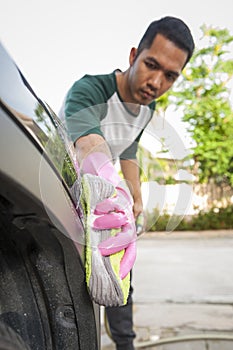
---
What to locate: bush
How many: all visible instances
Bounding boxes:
[146,204,233,231]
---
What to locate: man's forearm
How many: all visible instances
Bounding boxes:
[75,133,112,164]
[120,158,143,218]
[75,133,123,185]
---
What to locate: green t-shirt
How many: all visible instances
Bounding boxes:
[62,71,155,160]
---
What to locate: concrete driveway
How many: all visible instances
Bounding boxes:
[102,230,233,350]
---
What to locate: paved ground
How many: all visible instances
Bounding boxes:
[101,230,233,350]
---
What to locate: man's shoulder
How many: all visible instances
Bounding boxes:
[74,71,116,91]
[68,72,116,105]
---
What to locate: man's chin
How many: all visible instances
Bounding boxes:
[139,97,155,105]
[138,92,156,105]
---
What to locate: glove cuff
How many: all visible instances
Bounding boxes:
[81,152,121,186]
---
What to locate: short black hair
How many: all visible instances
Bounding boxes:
[137,16,195,67]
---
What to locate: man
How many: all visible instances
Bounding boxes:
[61,16,194,350]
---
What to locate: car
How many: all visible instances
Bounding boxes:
[0,42,100,350]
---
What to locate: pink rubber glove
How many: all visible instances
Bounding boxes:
[82,152,137,279]
[93,211,127,230]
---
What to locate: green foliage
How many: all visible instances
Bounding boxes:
[146,204,233,232]
[156,25,233,186]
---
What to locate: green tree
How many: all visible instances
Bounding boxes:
[157,25,233,186]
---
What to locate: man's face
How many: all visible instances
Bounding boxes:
[127,34,188,105]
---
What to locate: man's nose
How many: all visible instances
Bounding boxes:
[149,71,163,90]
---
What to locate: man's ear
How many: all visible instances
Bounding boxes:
[129,47,138,66]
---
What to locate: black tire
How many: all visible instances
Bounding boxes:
[0,322,30,350]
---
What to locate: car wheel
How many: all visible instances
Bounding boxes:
[0,188,99,350]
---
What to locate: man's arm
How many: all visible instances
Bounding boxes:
[75,133,111,164]
[120,158,143,219]
[75,134,143,219]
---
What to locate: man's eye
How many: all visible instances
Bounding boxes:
[145,61,156,69]
[166,73,176,82]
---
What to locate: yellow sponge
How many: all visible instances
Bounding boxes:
[81,173,130,306]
